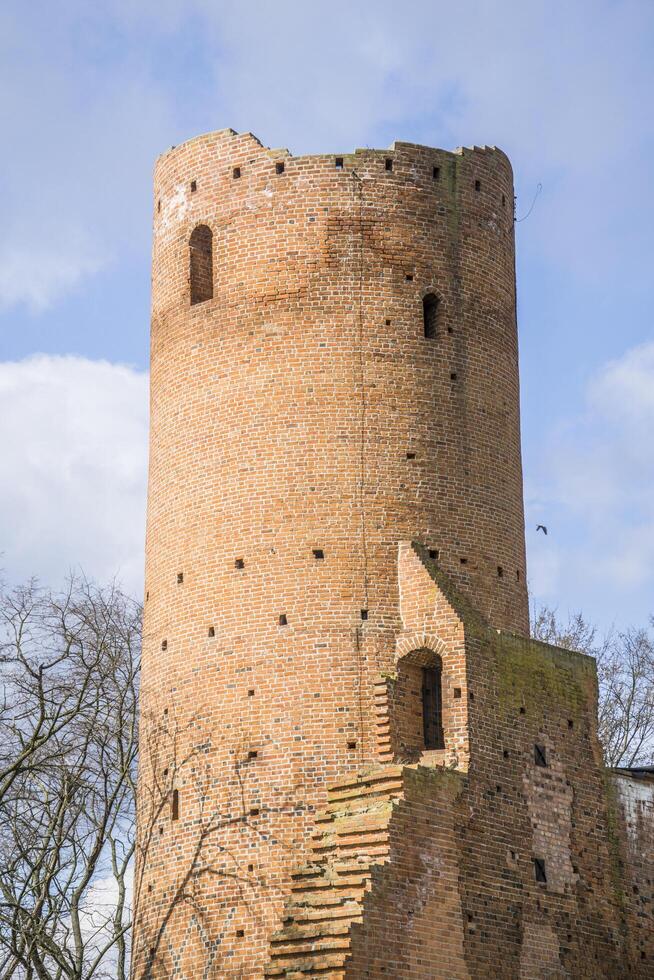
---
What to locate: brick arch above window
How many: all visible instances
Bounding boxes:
[395,631,447,665]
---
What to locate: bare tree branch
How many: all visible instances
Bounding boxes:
[0,575,141,980]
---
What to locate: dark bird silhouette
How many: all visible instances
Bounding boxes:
[536,525,548,535]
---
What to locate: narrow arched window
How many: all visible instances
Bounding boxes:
[422,663,444,749]
[189,224,213,305]
[423,292,439,339]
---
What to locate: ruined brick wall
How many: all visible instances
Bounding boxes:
[133,129,528,978]
[456,626,646,978]
[345,766,470,979]
[342,549,653,979]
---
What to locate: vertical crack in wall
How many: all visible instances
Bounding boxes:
[353,167,368,766]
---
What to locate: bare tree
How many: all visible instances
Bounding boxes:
[0,576,140,980]
[532,605,654,767]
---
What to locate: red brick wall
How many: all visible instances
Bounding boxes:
[133,129,528,977]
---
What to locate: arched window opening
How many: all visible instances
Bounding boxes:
[189,224,213,305]
[422,664,444,749]
[423,292,439,339]
[392,648,446,761]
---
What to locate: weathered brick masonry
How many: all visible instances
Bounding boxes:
[133,129,653,978]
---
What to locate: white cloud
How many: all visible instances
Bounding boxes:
[0,235,105,313]
[589,342,654,426]
[0,356,148,595]
[77,865,134,966]
[527,341,654,626]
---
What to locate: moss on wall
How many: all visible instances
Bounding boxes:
[493,630,597,718]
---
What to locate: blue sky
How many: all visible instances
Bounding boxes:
[1,0,653,632]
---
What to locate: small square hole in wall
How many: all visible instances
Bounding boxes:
[335,157,344,169]
[469,691,475,701]
[190,180,197,192]
[475,179,481,192]
[347,741,357,750]
[568,719,574,730]
[406,451,416,460]
[497,566,504,578]
[433,166,441,180]
[385,157,393,171]
[249,807,260,817]
[519,706,526,715]
[236,929,245,938]
[312,549,325,560]
[275,161,285,174]
[502,193,506,206]
[163,707,168,716]
[385,318,391,326]
[278,614,288,626]
[503,749,509,758]
[163,768,169,777]
[534,858,547,883]
[247,750,258,761]
[534,744,547,767]
[460,557,468,565]
[428,548,439,560]
[161,639,168,651]
[177,572,183,584]
[450,372,458,381]
[159,826,164,836]
[453,687,462,699]
[235,558,245,569]
[148,883,153,893]
[447,326,454,334]
[405,273,414,281]
[248,863,254,872]
[208,626,215,637]
[248,689,255,697]
[233,167,241,179]
[360,609,368,621]
[516,569,521,581]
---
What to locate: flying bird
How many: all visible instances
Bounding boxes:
[536,525,548,535]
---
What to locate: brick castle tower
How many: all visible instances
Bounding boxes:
[133,130,653,979]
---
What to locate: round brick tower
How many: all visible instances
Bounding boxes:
[133,129,528,979]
